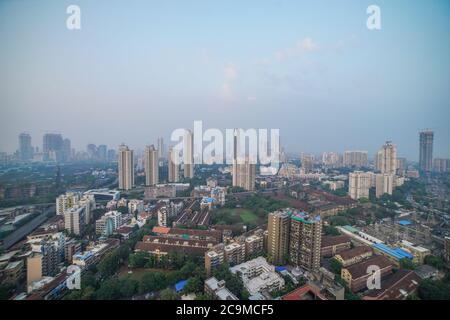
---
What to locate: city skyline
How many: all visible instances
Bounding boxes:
[1,0,449,159]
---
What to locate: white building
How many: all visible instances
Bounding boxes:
[229,256,285,296]
[56,192,80,215]
[376,141,397,175]
[64,205,86,236]
[375,173,394,198]
[128,199,144,214]
[348,171,371,200]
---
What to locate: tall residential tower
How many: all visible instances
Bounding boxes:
[118,144,134,190]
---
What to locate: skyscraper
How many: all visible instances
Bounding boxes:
[376,141,397,175]
[343,151,368,168]
[168,146,179,182]
[118,144,134,190]
[300,153,315,173]
[144,145,159,186]
[62,138,71,162]
[157,137,165,159]
[419,130,434,172]
[375,173,394,198]
[232,129,255,191]
[289,212,322,272]
[19,132,33,161]
[183,130,194,179]
[348,171,371,200]
[43,133,63,162]
[98,145,107,162]
[87,144,97,160]
[267,209,291,266]
[232,157,256,191]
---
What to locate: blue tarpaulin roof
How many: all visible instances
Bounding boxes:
[372,243,413,260]
[398,220,412,226]
[175,280,188,292]
[275,266,287,272]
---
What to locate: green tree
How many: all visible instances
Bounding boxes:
[183,276,203,294]
[399,258,416,270]
[160,288,179,300]
[324,225,340,236]
[119,278,138,298]
[95,279,122,300]
[418,279,450,300]
[129,251,150,268]
[424,255,446,270]
[330,258,343,275]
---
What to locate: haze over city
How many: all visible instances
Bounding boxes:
[0,0,449,159]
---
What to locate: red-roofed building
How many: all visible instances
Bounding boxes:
[282,284,327,300]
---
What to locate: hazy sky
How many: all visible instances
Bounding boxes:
[1,0,449,160]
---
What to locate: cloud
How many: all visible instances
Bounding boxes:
[275,37,319,61]
[247,96,257,101]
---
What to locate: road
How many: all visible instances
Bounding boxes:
[1,205,55,250]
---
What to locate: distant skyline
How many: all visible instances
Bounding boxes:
[1,0,449,159]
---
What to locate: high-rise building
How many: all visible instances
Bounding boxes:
[118,144,134,190]
[87,144,97,159]
[267,209,291,265]
[419,130,434,172]
[375,173,394,198]
[376,141,397,175]
[144,145,159,186]
[43,133,63,162]
[56,192,81,215]
[343,151,368,168]
[98,145,107,161]
[300,153,315,173]
[231,129,255,191]
[289,212,322,272]
[348,171,371,200]
[107,149,117,162]
[64,205,86,235]
[183,130,194,179]
[322,152,341,167]
[168,146,179,182]
[19,133,33,161]
[157,137,165,159]
[433,158,450,173]
[232,157,256,191]
[396,157,407,175]
[62,138,71,162]
[27,240,60,289]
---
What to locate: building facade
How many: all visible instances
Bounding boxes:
[118,144,134,190]
[419,130,433,172]
[289,212,322,272]
[144,145,159,186]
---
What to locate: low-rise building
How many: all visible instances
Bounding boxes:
[230,256,285,297]
[321,235,351,257]
[204,277,238,300]
[341,255,394,293]
[397,240,430,264]
[363,270,420,300]
[334,246,373,267]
